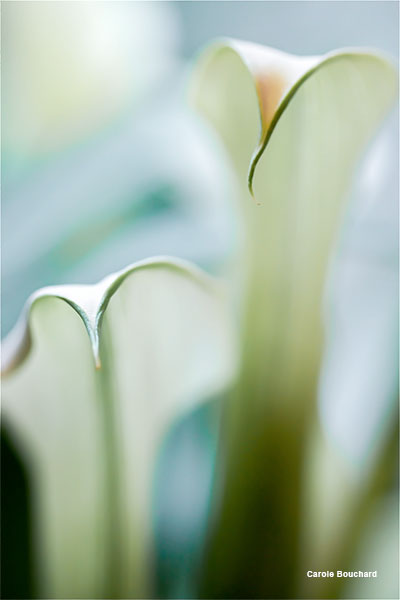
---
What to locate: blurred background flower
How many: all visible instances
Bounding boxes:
[2,2,398,599]
[2,0,237,337]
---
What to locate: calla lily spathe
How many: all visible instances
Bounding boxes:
[190,39,397,598]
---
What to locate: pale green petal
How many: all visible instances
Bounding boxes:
[2,257,235,599]
[190,39,397,598]
[191,41,397,399]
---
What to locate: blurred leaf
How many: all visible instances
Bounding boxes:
[191,39,397,598]
[2,257,235,599]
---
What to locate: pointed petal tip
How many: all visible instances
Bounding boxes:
[91,337,102,371]
[248,166,262,206]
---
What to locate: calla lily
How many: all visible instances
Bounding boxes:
[190,39,397,598]
[1,258,235,599]
[2,102,235,337]
[2,1,236,340]
[2,38,397,600]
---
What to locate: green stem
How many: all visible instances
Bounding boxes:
[199,380,315,599]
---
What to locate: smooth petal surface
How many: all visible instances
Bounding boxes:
[190,39,397,598]
[191,41,396,392]
[1,257,235,599]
